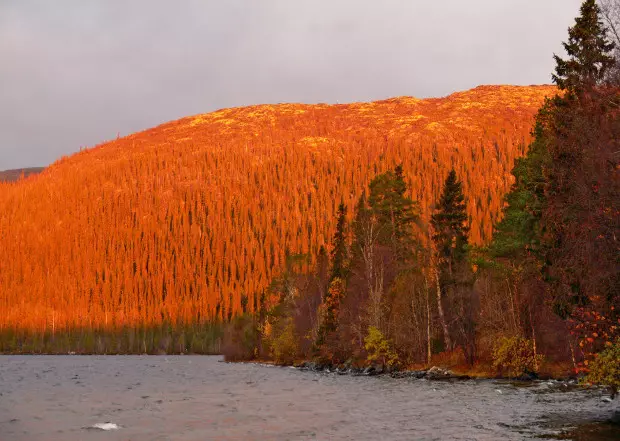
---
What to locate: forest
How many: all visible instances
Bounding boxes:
[222,0,620,385]
[0,85,551,341]
[0,1,617,386]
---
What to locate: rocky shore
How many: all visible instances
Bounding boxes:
[299,362,471,380]
[297,362,559,382]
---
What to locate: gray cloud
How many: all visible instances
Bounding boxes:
[0,0,582,169]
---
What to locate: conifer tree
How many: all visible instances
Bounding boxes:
[315,202,348,350]
[431,169,470,277]
[489,108,551,262]
[351,190,372,259]
[329,202,348,282]
[545,0,617,318]
[552,0,615,92]
[430,170,471,353]
[368,165,419,261]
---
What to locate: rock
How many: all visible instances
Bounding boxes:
[515,371,538,381]
[411,370,428,379]
[299,361,314,370]
[610,410,620,425]
[349,367,363,376]
[336,366,348,375]
[299,361,328,372]
[426,366,453,380]
[363,366,376,376]
[389,370,427,379]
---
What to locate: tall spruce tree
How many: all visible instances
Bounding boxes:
[485,1,619,367]
[552,0,615,92]
[352,191,370,248]
[329,202,348,282]
[489,108,551,262]
[431,169,472,356]
[314,203,348,352]
[368,165,419,260]
[546,0,617,316]
[431,169,470,277]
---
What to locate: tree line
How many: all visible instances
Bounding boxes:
[0,82,551,338]
[224,0,620,384]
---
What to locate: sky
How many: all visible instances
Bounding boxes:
[0,0,584,170]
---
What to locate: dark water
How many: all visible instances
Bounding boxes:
[0,356,617,441]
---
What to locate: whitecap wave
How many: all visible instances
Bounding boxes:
[91,422,120,431]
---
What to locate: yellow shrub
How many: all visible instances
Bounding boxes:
[585,339,620,396]
[364,326,399,367]
[492,336,543,378]
[270,318,299,365]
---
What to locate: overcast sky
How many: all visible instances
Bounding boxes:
[0,0,583,169]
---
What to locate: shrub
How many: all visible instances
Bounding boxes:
[270,317,299,365]
[585,339,620,396]
[492,336,543,378]
[364,326,399,368]
[222,314,259,361]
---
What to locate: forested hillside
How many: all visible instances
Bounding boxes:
[0,85,554,335]
[220,0,618,383]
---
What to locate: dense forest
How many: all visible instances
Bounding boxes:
[0,2,617,386]
[223,0,620,384]
[0,85,552,339]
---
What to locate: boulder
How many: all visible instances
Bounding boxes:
[348,367,364,376]
[298,361,314,370]
[410,370,429,379]
[363,366,376,376]
[425,366,454,380]
[515,371,539,381]
[336,366,348,375]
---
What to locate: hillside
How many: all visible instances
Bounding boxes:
[0,85,556,332]
[0,167,44,182]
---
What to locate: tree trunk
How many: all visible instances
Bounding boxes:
[529,307,538,371]
[434,268,452,351]
[506,278,519,334]
[425,276,432,365]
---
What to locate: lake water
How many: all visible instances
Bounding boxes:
[0,355,617,441]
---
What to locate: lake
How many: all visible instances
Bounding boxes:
[0,356,617,440]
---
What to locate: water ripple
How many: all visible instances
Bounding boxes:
[0,355,616,441]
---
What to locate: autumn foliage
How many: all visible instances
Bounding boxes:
[0,85,554,334]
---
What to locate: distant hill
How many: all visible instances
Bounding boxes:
[0,167,44,182]
[0,85,556,332]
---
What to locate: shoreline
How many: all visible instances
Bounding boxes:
[232,358,586,383]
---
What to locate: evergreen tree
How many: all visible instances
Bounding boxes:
[368,165,419,260]
[314,277,345,352]
[351,190,371,256]
[545,0,617,320]
[489,105,551,262]
[552,0,615,92]
[431,169,474,360]
[431,169,470,277]
[329,202,348,282]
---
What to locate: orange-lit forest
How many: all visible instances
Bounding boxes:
[0,85,553,338]
[217,0,620,384]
